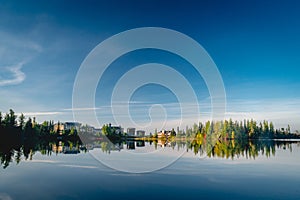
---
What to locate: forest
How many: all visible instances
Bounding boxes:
[174,119,299,140]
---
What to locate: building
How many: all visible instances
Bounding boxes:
[53,123,65,134]
[52,141,63,153]
[94,128,102,135]
[157,130,176,138]
[54,122,81,134]
[136,130,145,137]
[64,122,81,131]
[53,122,81,134]
[79,124,103,135]
[127,128,136,136]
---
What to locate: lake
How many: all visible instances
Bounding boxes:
[1,139,300,200]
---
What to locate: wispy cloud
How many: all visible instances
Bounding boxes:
[0,62,26,86]
[59,164,98,169]
[28,159,59,164]
[19,111,63,116]
[63,107,101,111]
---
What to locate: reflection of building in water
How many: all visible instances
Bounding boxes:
[63,146,80,154]
[157,139,170,148]
[136,141,145,147]
[127,141,135,150]
[51,141,80,154]
[136,130,145,137]
[127,128,136,136]
[84,143,101,151]
[52,141,63,153]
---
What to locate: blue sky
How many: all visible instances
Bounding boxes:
[0,0,300,132]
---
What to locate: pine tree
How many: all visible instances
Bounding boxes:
[19,113,25,130]
[9,109,16,127]
[0,111,2,127]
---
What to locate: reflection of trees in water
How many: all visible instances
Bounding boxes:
[188,139,297,159]
[1,135,299,169]
[152,138,297,159]
[0,129,83,169]
[96,138,295,158]
[97,139,123,153]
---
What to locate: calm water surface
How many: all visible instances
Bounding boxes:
[1,140,300,200]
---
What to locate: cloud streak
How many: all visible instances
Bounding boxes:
[59,164,98,169]
[19,111,62,116]
[28,159,59,164]
[63,107,101,111]
[0,62,26,86]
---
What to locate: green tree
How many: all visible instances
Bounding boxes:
[263,120,269,137]
[40,121,50,135]
[102,124,112,136]
[70,127,77,136]
[205,121,211,135]
[231,131,235,139]
[19,113,25,130]
[0,111,2,127]
[56,121,61,134]
[208,121,214,135]
[258,122,263,137]
[24,117,33,137]
[269,122,275,138]
[170,128,176,137]
[248,119,256,138]
[32,117,36,128]
[9,109,16,127]
[193,123,198,135]
[244,119,248,133]
[3,113,10,127]
[222,120,229,138]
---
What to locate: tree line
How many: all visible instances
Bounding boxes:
[1,109,299,140]
[176,119,298,140]
[0,109,79,140]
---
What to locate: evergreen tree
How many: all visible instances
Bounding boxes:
[9,109,16,127]
[19,113,25,130]
[269,122,275,138]
[287,124,291,134]
[24,117,33,137]
[263,120,269,137]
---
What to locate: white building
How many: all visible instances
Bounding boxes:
[54,122,81,134]
[127,128,136,136]
[136,130,145,137]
